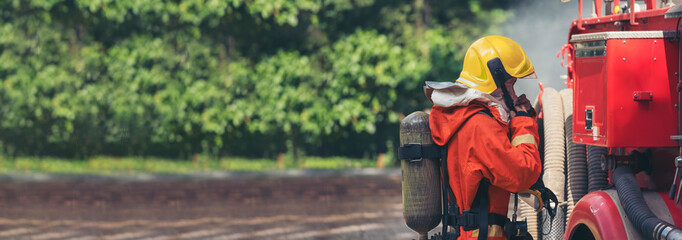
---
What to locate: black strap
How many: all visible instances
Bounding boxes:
[445,178,502,239]
[477,109,493,118]
[472,179,491,240]
[442,147,453,239]
[487,57,515,110]
[454,212,508,230]
[398,144,442,160]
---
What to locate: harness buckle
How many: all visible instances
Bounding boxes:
[459,211,478,230]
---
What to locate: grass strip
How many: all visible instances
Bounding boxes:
[0,155,384,174]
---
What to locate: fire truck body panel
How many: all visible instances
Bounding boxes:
[572,33,679,148]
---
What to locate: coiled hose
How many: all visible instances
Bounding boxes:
[565,115,587,219]
[560,88,589,220]
[612,166,682,240]
[587,146,608,193]
[541,88,566,240]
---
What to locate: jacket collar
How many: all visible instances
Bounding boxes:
[425,80,510,123]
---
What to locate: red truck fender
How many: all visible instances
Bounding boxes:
[565,189,680,240]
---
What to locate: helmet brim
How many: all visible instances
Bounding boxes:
[519,72,537,79]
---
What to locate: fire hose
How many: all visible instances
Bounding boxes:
[612,166,682,240]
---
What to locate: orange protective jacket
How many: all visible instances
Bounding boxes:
[429,101,542,240]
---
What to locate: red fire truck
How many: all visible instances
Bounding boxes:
[557,0,682,239]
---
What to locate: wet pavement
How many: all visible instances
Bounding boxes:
[0,170,430,240]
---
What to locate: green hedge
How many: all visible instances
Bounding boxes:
[0,0,511,159]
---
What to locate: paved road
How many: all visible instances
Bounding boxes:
[0,171,430,240]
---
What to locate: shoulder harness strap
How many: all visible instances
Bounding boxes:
[472,179,492,240]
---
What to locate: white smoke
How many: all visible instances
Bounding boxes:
[501,0,592,98]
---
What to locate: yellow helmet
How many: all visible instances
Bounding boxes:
[457,36,536,94]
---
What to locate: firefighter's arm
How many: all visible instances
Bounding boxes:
[470,115,542,193]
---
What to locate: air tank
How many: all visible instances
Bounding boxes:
[400,111,442,240]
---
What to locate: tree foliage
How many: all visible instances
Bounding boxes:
[0,0,511,159]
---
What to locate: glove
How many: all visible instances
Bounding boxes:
[530,178,559,218]
[513,94,537,118]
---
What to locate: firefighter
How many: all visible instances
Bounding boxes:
[425,36,544,240]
